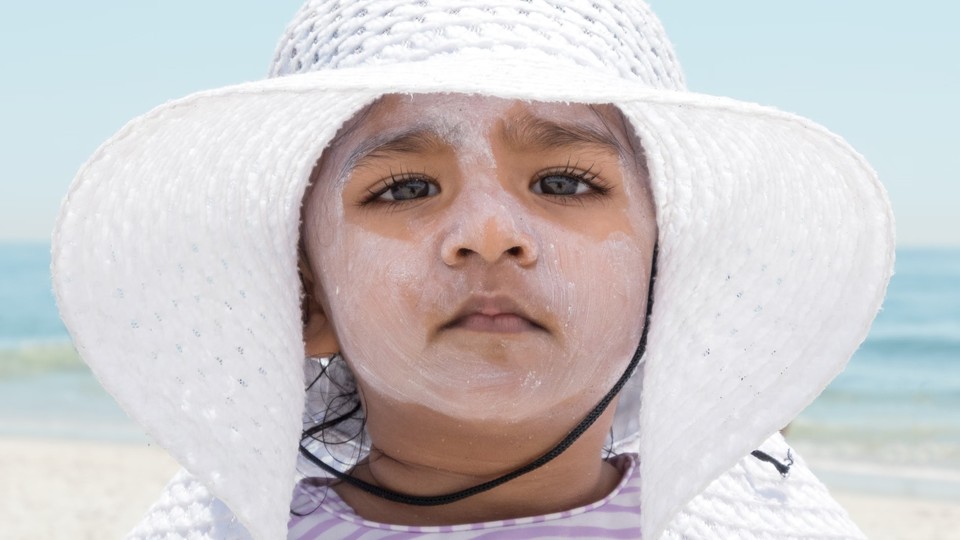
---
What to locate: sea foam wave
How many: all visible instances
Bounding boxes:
[0,341,83,378]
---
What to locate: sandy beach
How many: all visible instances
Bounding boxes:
[1,437,179,540]
[2,436,959,539]
[834,491,960,540]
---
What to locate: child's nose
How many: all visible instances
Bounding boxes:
[440,196,539,268]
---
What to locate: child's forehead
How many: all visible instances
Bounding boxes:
[365,93,619,125]
[329,93,631,157]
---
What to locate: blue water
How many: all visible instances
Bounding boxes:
[0,243,68,347]
[794,249,960,453]
[1,243,959,469]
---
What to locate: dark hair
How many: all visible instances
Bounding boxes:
[296,232,369,480]
[300,352,367,465]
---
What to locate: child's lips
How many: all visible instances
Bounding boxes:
[440,295,548,334]
[449,313,540,333]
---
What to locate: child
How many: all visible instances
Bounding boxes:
[52,1,894,538]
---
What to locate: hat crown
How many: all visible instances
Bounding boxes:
[269,0,686,90]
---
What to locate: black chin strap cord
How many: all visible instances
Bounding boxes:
[300,248,659,506]
[750,449,794,477]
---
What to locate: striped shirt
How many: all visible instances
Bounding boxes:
[288,454,640,539]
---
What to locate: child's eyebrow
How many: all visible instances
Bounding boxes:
[336,129,448,185]
[332,114,627,186]
[500,114,627,158]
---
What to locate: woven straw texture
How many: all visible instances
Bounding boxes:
[270,0,685,89]
[52,1,894,538]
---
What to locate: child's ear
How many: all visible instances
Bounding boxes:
[304,308,339,356]
[299,252,340,357]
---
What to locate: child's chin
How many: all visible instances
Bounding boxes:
[429,327,556,362]
[399,374,600,426]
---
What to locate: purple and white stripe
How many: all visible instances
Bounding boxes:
[288,454,641,539]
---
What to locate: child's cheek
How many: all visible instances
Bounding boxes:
[541,231,649,397]
[322,224,434,400]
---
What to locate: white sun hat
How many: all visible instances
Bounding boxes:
[51,0,893,538]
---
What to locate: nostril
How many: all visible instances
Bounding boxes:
[441,227,538,267]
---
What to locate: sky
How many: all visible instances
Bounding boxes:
[1,1,957,246]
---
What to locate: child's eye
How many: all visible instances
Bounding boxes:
[379,178,437,201]
[365,175,440,204]
[531,166,610,198]
[532,175,593,196]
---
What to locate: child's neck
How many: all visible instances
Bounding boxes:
[331,406,623,526]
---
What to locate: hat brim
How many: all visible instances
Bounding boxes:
[52,52,894,539]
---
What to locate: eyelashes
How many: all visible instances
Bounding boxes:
[531,163,612,199]
[361,169,438,206]
[357,163,613,208]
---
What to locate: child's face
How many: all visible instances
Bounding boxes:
[303,94,656,424]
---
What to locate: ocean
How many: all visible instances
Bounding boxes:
[2,243,958,495]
